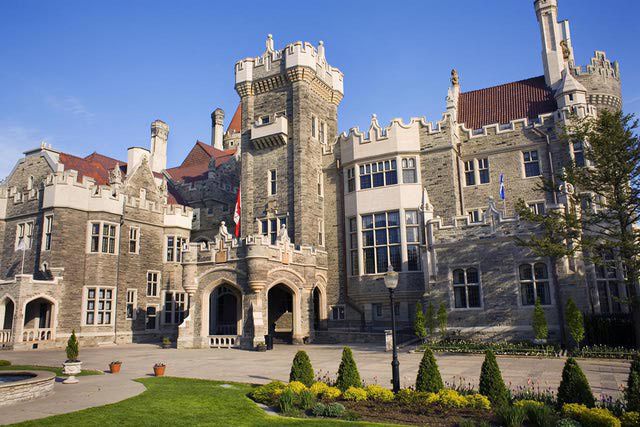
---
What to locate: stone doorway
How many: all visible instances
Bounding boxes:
[268,284,294,343]
[313,287,321,330]
[209,285,241,336]
[0,297,14,346]
[22,297,54,342]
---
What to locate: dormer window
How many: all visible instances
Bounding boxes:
[260,115,270,125]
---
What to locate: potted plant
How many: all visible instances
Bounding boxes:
[109,361,122,373]
[62,330,82,384]
[153,362,166,376]
[161,337,172,349]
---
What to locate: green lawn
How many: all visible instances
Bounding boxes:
[0,364,103,377]
[13,377,393,426]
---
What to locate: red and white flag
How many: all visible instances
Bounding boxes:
[233,186,241,237]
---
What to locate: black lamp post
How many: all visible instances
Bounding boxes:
[384,264,400,393]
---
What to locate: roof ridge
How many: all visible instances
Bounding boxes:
[460,75,549,95]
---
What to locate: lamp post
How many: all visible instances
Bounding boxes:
[384,264,400,393]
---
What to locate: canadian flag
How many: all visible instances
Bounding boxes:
[233,186,241,237]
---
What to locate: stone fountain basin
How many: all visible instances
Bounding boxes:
[0,370,56,407]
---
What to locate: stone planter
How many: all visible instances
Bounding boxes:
[153,365,166,376]
[62,361,82,384]
[109,362,122,374]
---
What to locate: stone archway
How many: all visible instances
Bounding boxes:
[22,296,56,342]
[0,296,15,345]
[268,283,295,343]
[209,285,242,335]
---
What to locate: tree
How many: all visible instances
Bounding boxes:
[564,110,640,348]
[479,349,509,407]
[336,347,361,391]
[289,350,314,386]
[415,347,443,392]
[565,298,585,348]
[626,355,640,412]
[66,330,79,362]
[414,302,427,343]
[515,185,581,348]
[425,302,436,338]
[532,298,548,341]
[557,357,595,407]
[437,303,448,337]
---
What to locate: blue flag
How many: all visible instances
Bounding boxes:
[499,173,506,201]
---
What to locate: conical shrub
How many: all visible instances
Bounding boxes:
[415,347,443,392]
[626,355,640,411]
[557,357,595,408]
[336,347,361,391]
[478,349,509,407]
[289,350,314,386]
[66,330,79,361]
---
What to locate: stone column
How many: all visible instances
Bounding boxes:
[178,248,198,349]
[247,281,267,348]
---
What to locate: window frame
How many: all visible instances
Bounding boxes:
[451,267,483,310]
[401,157,418,184]
[527,201,546,216]
[268,169,277,196]
[162,290,187,325]
[464,159,476,186]
[330,305,346,321]
[260,216,288,245]
[346,167,356,193]
[518,262,552,306]
[126,289,137,320]
[83,286,115,326]
[42,215,53,251]
[522,150,542,178]
[146,271,160,297]
[359,159,398,190]
[145,304,159,331]
[165,236,187,263]
[348,217,359,276]
[405,210,421,271]
[361,210,401,275]
[129,225,140,254]
[87,221,119,255]
[15,220,34,250]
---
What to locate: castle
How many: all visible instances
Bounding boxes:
[0,0,625,350]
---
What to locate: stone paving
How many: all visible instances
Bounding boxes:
[0,343,631,425]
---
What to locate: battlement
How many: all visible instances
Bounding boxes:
[457,113,556,139]
[163,204,193,230]
[235,35,343,95]
[572,51,620,80]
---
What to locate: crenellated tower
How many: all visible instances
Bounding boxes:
[234,35,343,246]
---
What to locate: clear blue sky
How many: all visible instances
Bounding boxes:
[1,0,638,179]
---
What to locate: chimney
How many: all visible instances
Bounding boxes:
[150,120,169,173]
[211,108,224,150]
[127,147,150,173]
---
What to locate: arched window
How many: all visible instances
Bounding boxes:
[519,263,551,306]
[27,176,34,191]
[452,267,481,309]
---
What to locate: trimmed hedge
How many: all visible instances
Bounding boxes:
[478,349,509,408]
[627,355,640,412]
[416,347,443,393]
[336,347,361,391]
[289,351,314,387]
[562,403,621,427]
[557,357,595,408]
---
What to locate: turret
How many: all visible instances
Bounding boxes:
[534,0,574,88]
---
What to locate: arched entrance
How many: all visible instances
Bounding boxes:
[313,288,321,330]
[268,284,294,343]
[209,285,241,335]
[22,297,54,342]
[0,297,14,345]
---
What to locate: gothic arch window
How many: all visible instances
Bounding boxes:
[519,263,551,306]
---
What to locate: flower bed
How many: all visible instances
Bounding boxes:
[571,345,638,360]
[423,340,560,357]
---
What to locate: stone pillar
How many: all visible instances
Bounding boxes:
[211,108,225,150]
[178,248,198,349]
[247,281,267,348]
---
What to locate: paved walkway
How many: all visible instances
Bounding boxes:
[0,343,631,425]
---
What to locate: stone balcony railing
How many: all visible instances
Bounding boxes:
[250,115,288,149]
[22,328,53,342]
[0,329,12,344]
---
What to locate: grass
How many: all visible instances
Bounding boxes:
[13,377,392,426]
[0,364,104,377]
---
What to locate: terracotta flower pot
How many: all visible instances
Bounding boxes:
[153,365,166,377]
[109,362,122,374]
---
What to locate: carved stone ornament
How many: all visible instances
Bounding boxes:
[560,40,571,60]
[451,69,459,86]
[109,163,122,185]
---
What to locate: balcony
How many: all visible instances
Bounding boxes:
[250,115,288,149]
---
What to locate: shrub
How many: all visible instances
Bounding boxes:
[66,330,79,361]
[425,389,468,408]
[426,302,436,336]
[0,360,10,366]
[249,381,286,405]
[286,381,307,395]
[323,386,342,400]
[496,405,526,427]
[465,393,491,410]
[533,298,548,340]
[299,389,316,410]
[289,351,314,387]
[478,349,509,407]
[278,388,297,414]
[324,402,346,418]
[566,298,585,347]
[557,358,595,408]
[395,388,417,405]
[364,384,394,402]
[312,402,327,417]
[310,382,329,397]
[627,355,640,412]
[336,347,361,391]
[622,412,640,427]
[343,386,368,401]
[437,302,448,336]
[556,419,582,427]
[524,403,557,427]
[562,403,621,427]
[414,302,427,342]
[416,347,444,393]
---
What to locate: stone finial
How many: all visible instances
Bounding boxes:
[109,163,122,185]
[265,34,274,53]
[451,69,459,86]
[318,40,325,60]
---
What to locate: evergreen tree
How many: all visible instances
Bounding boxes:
[479,349,509,407]
[437,303,448,337]
[415,347,443,393]
[414,302,427,343]
[425,302,436,337]
[336,347,361,391]
[289,350,314,386]
[532,298,548,341]
[565,298,585,348]
[564,110,640,348]
[557,357,595,408]
[66,330,79,361]
[626,355,640,411]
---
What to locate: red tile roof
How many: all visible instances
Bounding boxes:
[227,104,241,134]
[166,141,236,183]
[458,76,557,130]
